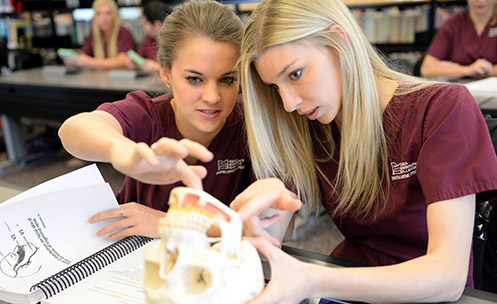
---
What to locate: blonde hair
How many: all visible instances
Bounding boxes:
[156,0,243,69]
[241,0,423,221]
[91,0,121,58]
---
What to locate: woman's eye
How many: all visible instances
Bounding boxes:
[289,69,302,81]
[186,76,202,84]
[220,77,236,84]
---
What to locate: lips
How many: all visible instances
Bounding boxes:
[298,107,318,120]
[198,109,221,119]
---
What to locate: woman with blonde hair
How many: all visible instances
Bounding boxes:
[66,0,135,69]
[230,0,497,302]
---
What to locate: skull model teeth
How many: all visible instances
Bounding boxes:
[143,187,264,304]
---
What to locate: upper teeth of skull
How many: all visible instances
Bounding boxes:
[162,208,212,233]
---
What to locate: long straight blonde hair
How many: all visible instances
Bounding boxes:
[241,0,421,221]
[91,0,121,58]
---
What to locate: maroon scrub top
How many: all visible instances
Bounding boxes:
[82,26,136,57]
[137,35,158,60]
[316,83,497,287]
[427,10,497,65]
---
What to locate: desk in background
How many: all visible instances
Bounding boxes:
[0,67,165,174]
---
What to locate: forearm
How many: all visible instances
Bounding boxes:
[306,253,466,303]
[306,197,474,303]
[58,112,133,162]
[421,59,469,79]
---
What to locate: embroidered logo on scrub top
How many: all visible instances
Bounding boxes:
[216,159,245,175]
[489,27,497,38]
[390,161,417,181]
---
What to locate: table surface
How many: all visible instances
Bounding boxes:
[0,67,166,94]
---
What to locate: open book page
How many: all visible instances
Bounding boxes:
[464,77,497,99]
[1,164,105,206]
[41,243,149,304]
[0,182,119,299]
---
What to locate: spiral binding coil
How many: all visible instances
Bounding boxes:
[29,235,152,299]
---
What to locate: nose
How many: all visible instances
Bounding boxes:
[279,88,301,113]
[202,82,221,104]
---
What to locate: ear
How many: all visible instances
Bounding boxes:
[159,66,171,86]
[329,24,349,46]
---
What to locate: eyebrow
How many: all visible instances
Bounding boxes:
[184,69,239,76]
[277,59,297,78]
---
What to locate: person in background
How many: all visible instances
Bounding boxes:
[58,0,251,239]
[125,0,170,73]
[65,0,135,69]
[420,0,497,79]
[230,0,497,303]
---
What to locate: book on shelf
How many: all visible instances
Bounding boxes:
[0,164,151,304]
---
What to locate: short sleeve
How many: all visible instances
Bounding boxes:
[417,85,497,204]
[96,91,159,143]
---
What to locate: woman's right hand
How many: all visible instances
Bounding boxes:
[230,178,302,245]
[109,137,213,189]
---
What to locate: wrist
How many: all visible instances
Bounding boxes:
[108,137,135,162]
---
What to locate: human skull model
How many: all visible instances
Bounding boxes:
[143,187,264,304]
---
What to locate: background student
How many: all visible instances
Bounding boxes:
[58,0,251,239]
[124,0,170,73]
[231,0,497,303]
[64,0,135,69]
[420,0,497,79]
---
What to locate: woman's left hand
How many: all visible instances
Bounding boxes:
[89,202,166,239]
[245,236,311,304]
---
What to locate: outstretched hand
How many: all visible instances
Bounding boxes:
[89,202,165,240]
[110,138,213,189]
[230,178,302,245]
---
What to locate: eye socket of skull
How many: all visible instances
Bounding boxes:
[185,266,212,294]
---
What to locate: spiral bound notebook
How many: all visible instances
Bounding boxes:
[0,164,149,304]
[32,235,151,301]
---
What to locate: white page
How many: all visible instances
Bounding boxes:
[42,245,148,304]
[0,182,119,298]
[2,164,104,206]
[464,77,497,98]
